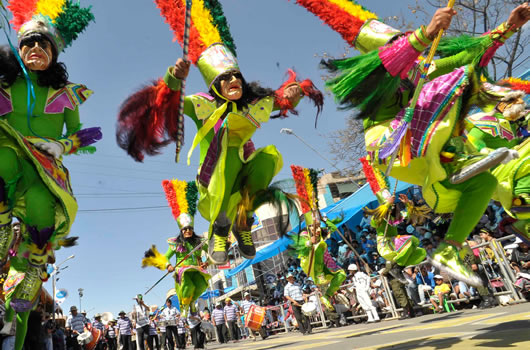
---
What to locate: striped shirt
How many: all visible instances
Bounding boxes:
[177,318,187,334]
[212,308,225,324]
[117,316,133,335]
[66,314,86,333]
[241,299,255,314]
[284,282,304,302]
[224,304,239,321]
[149,320,158,336]
[107,325,117,338]
[93,320,104,332]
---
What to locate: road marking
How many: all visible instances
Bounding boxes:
[384,313,497,333]
[475,311,530,325]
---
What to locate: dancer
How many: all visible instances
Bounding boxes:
[0,1,98,348]
[143,179,210,318]
[289,165,346,310]
[117,0,322,265]
[292,0,530,285]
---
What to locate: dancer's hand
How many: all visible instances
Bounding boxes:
[35,141,65,158]
[507,3,530,29]
[502,149,520,164]
[425,7,457,40]
[167,264,175,272]
[173,58,191,79]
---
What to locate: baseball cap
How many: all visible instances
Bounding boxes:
[70,306,77,311]
[225,297,231,302]
[244,292,250,296]
[119,311,126,315]
[434,275,443,280]
[348,264,358,271]
[286,273,295,278]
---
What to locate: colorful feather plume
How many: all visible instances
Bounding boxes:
[142,245,169,270]
[499,77,530,94]
[162,178,198,221]
[155,0,236,64]
[291,165,320,213]
[360,157,389,195]
[293,0,377,46]
[8,0,94,49]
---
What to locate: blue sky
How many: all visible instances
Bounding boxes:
[2,0,527,317]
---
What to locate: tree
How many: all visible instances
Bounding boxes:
[327,0,528,178]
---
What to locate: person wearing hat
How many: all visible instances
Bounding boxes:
[64,306,88,350]
[92,313,105,350]
[105,319,118,350]
[211,302,228,344]
[116,311,133,350]
[348,264,380,323]
[0,3,100,349]
[240,292,266,341]
[117,2,323,267]
[223,297,241,343]
[142,179,211,319]
[284,273,312,335]
[430,275,452,312]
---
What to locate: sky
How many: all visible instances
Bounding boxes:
[1,0,528,318]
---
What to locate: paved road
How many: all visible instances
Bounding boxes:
[206,302,530,349]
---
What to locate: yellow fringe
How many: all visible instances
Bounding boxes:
[171,179,188,215]
[191,0,222,48]
[36,0,66,21]
[328,0,377,22]
[364,202,392,223]
[405,202,432,226]
[236,188,252,230]
[303,168,314,209]
[142,245,169,271]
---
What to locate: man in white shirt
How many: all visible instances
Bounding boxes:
[283,273,311,335]
[161,299,179,349]
[132,294,150,350]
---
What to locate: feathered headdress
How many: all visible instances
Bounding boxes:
[499,77,530,94]
[162,178,198,230]
[360,156,394,223]
[290,165,320,214]
[8,0,94,52]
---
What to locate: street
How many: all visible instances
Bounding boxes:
[207,302,530,349]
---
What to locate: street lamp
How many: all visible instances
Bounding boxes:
[51,254,75,321]
[280,128,358,185]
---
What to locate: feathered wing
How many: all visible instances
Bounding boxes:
[142,245,169,270]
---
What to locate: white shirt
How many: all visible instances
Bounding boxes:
[133,304,149,328]
[352,271,371,292]
[162,306,179,323]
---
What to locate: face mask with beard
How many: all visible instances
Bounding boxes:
[503,101,526,121]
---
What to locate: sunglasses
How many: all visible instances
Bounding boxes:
[20,37,51,50]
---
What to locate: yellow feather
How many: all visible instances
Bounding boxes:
[303,168,314,209]
[172,179,188,215]
[142,245,169,271]
[191,0,222,48]
[328,0,377,22]
[36,0,66,21]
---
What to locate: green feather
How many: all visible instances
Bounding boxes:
[54,0,95,49]
[437,35,490,59]
[202,0,237,56]
[185,181,198,217]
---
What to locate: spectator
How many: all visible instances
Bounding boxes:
[348,264,379,323]
[402,267,420,305]
[148,317,159,350]
[223,297,240,342]
[510,238,530,293]
[66,306,86,350]
[430,275,452,312]
[416,265,435,305]
[211,302,227,344]
[116,311,134,350]
[92,314,105,350]
[283,273,312,335]
[132,294,151,350]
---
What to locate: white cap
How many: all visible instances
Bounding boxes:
[244,292,250,296]
[434,275,443,280]
[348,264,358,271]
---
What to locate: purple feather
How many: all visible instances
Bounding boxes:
[27,226,54,249]
[11,299,33,312]
[379,119,409,159]
[176,244,187,253]
[74,127,103,147]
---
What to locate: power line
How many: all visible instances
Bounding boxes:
[78,205,167,213]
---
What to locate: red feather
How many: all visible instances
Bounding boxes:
[162,180,181,220]
[291,165,311,213]
[360,157,381,194]
[155,0,207,64]
[273,69,324,126]
[8,0,38,31]
[116,80,181,162]
[295,0,366,46]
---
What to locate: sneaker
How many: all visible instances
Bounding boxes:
[208,219,231,265]
[428,242,482,287]
[449,147,510,184]
[233,218,256,259]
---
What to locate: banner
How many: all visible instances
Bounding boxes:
[55,289,68,305]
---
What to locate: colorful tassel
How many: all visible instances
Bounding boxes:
[142,245,169,270]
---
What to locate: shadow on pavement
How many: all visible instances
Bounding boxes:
[344,324,406,339]
[418,312,464,323]
[471,320,530,348]
[375,336,462,349]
